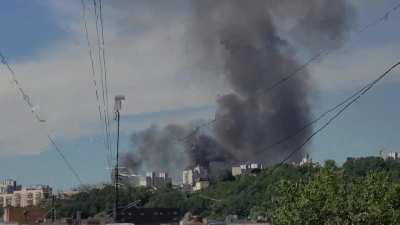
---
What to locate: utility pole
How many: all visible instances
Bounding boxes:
[114,95,125,223]
[51,195,56,223]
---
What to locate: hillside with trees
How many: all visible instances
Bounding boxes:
[48,157,400,224]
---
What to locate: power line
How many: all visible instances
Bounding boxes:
[47,135,84,185]
[178,0,400,142]
[98,0,114,155]
[230,61,400,200]
[92,0,113,164]
[249,85,370,157]
[95,0,114,163]
[271,60,400,172]
[80,0,113,169]
[0,51,83,185]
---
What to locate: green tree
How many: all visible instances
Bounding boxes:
[273,169,400,225]
[324,160,338,170]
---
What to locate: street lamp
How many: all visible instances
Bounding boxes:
[113,95,125,223]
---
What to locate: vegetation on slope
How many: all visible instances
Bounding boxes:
[49,157,400,224]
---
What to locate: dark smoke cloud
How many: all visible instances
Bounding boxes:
[123,0,355,179]
[123,124,189,178]
[266,0,356,51]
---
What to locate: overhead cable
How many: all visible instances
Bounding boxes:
[0,51,83,185]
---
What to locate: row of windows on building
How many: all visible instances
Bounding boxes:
[0,179,52,208]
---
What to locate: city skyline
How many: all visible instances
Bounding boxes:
[0,0,400,189]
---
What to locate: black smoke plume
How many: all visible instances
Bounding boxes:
[122,0,355,179]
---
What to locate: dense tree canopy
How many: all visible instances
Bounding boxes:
[274,169,400,225]
[49,157,400,224]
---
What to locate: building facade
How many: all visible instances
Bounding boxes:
[0,179,21,194]
[182,165,210,191]
[299,153,312,166]
[146,172,172,188]
[122,172,172,188]
[232,163,264,176]
[0,184,52,208]
[381,151,400,160]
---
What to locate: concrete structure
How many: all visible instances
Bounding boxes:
[231,163,264,176]
[58,189,80,200]
[381,151,400,160]
[0,179,21,194]
[193,179,210,192]
[121,174,148,187]
[182,165,209,192]
[183,169,194,186]
[299,153,312,166]
[0,185,52,208]
[121,172,172,188]
[147,172,172,188]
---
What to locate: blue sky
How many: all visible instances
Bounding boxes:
[0,0,400,189]
[0,0,68,61]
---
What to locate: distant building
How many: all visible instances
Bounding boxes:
[380,151,400,160]
[58,189,80,200]
[183,169,194,186]
[182,165,210,192]
[146,172,172,188]
[299,153,312,166]
[121,172,172,188]
[0,179,21,194]
[0,184,52,208]
[193,179,210,192]
[232,163,264,176]
[121,174,148,187]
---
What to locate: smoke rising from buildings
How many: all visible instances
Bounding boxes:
[122,0,355,178]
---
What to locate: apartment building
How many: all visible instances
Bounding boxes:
[182,165,210,191]
[121,171,172,188]
[0,183,52,208]
[232,163,264,176]
[0,179,21,194]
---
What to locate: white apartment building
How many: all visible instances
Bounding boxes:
[121,172,172,188]
[182,165,210,191]
[381,151,400,160]
[183,169,194,186]
[232,163,264,176]
[0,185,52,208]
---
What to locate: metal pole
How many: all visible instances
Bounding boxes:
[52,195,55,223]
[114,110,120,222]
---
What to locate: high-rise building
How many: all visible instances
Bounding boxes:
[182,165,210,191]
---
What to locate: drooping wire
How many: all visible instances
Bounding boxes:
[80,0,112,169]
[271,61,400,171]
[250,85,370,156]
[210,61,400,202]
[93,0,112,162]
[0,51,83,185]
[97,0,114,162]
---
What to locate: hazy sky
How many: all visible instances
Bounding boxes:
[0,0,400,189]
